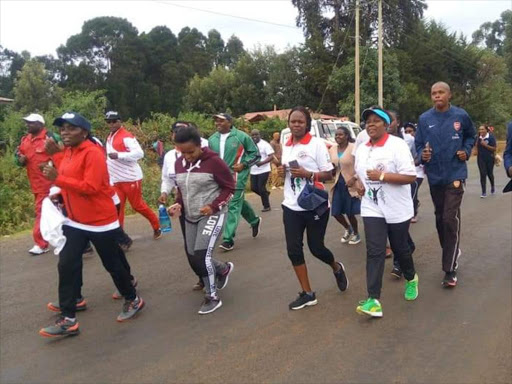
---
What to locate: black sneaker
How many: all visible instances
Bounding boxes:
[47,297,87,313]
[198,296,222,315]
[117,296,145,322]
[252,217,262,238]
[390,267,403,279]
[217,262,234,290]
[39,317,79,338]
[334,261,348,292]
[289,291,318,310]
[442,271,457,288]
[261,207,271,212]
[219,241,234,251]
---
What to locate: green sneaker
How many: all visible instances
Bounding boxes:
[356,298,383,318]
[404,273,419,301]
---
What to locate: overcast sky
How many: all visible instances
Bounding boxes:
[1,0,510,57]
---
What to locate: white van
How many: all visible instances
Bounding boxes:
[280,119,361,149]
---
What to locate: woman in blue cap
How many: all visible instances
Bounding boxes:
[39,112,144,338]
[354,106,419,318]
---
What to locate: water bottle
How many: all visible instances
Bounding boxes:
[159,204,172,233]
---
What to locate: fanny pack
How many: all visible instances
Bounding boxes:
[297,180,329,216]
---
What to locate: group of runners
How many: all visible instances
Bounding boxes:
[15,81,511,338]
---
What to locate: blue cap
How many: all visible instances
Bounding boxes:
[362,107,391,125]
[53,112,91,131]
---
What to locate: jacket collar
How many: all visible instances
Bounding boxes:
[366,132,389,147]
[286,132,312,146]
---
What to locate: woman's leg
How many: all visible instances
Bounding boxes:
[362,217,388,299]
[478,157,487,194]
[486,157,495,190]
[348,215,359,234]
[388,220,416,281]
[305,210,337,271]
[283,206,310,291]
[334,214,351,230]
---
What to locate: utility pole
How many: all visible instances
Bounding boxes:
[378,0,383,106]
[355,0,360,125]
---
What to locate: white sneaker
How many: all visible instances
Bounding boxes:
[271,186,277,190]
[28,245,49,255]
[341,229,353,243]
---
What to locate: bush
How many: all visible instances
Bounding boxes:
[0,149,34,235]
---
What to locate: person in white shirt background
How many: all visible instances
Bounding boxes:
[250,129,275,212]
[159,121,209,292]
[277,106,348,311]
[354,106,419,318]
[404,123,425,223]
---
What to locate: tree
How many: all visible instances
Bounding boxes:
[206,29,225,67]
[0,47,26,97]
[12,60,60,114]
[223,35,245,68]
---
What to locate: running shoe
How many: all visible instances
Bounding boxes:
[348,233,361,245]
[261,207,271,212]
[28,245,49,255]
[217,262,234,290]
[340,229,353,243]
[390,267,402,279]
[271,186,277,190]
[198,296,222,315]
[47,297,87,313]
[39,317,79,338]
[334,261,348,292]
[480,193,487,198]
[153,229,163,240]
[219,241,234,251]
[491,187,496,195]
[117,296,145,322]
[113,277,138,300]
[356,298,383,318]
[404,274,419,301]
[442,271,457,287]
[289,292,317,310]
[252,217,262,238]
[192,279,205,291]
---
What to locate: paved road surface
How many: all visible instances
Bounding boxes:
[1,161,511,384]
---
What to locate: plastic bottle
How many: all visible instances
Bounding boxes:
[159,204,172,233]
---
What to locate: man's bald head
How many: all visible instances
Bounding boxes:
[431,81,452,112]
[431,81,451,93]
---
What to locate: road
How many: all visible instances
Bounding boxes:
[1,160,511,384]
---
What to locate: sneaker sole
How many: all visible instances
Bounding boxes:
[335,261,349,291]
[218,262,234,290]
[219,245,234,251]
[405,293,418,301]
[117,298,145,322]
[29,249,50,255]
[348,239,361,245]
[390,271,402,279]
[442,281,457,288]
[39,324,80,338]
[340,238,350,243]
[252,217,262,238]
[290,299,318,310]
[198,300,223,315]
[356,307,383,318]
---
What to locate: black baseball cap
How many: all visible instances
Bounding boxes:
[53,112,91,131]
[105,111,121,121]
[213,113,232,122]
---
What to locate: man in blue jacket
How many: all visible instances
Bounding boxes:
[415,82,475,287]
[504,121,512,178]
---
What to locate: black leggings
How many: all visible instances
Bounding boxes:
[251,172,271,209]
[477,156,495,194]
[283,205,334,267]
[410,178,423,217]
[59,226,136,318]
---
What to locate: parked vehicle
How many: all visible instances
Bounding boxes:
[280,119,360,149]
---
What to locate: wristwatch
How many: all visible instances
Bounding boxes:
[379,172,385,182]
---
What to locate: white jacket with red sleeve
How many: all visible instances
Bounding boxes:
[106,126,144,183]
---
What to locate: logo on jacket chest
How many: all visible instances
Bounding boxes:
[453,122,461,131]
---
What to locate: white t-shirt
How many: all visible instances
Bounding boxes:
[161,138,209,194]
[354,129,369,153]
[354,134,416,223]
[251,139,274,175]
[219,133,230,159]
[281,134,333,211]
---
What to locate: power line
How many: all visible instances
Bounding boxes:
[152,1,299,30]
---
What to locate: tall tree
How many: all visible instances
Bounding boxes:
[223,35,245,68]
[206,29,225,67]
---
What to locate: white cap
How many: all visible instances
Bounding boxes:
[23,113,45,124]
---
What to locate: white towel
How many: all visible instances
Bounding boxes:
[40,197,68,255]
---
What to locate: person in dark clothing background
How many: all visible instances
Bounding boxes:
[475,125,496,198]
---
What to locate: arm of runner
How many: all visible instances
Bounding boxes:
[116,137,144,161]
[210,157,235,213]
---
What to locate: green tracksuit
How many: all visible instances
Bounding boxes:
[209,127,261,244]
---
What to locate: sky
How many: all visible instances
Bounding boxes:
[0,0,511,57]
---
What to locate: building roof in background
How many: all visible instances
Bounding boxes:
[244,109,338,123]
[0,97,14,104]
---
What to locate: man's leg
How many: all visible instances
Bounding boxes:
[125,180,160,231]
[429,184,446,249]
[33,193,49,248]
[441,181,464,273]
[114,183,128,228]
[222,189,245,244]
[259,172,271,209]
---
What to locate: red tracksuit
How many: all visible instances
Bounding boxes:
[106,127,159,231]
[17,129,53,248]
